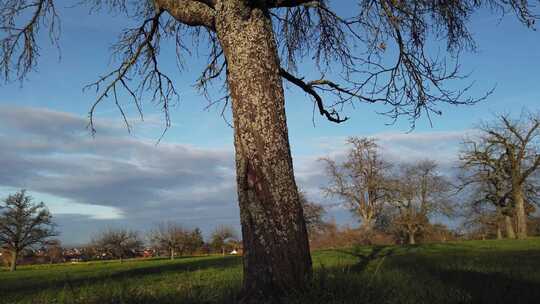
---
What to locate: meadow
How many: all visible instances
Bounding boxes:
[1,239,540,304]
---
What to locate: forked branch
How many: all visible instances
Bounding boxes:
[280,68,348,123]
[85,9,178,134]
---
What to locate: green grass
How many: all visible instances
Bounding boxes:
[1,238,540,304]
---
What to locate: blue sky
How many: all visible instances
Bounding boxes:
[0,2,539,245]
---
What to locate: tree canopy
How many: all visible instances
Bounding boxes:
[0,190,57,271]
[2,0,538,131]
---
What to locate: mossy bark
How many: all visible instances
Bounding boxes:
[408,231,416,245]
[513,186,527,239]
[215,1,312,302]
[505,215,516,239]
[10,249,17,272]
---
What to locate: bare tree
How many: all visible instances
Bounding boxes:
[459,137,517,238]
[2,0,539,299]
[0,190,57,271]
[387,160,453,244]
[530,216,540,236]
[322,137,389,231]
[185,227,205,255]
[150,222,186,260]
[462,198,503,240]
[298,191,326,235]
[43,239,64,264]
[462,112,540,239]
[210,225,238,255]
[150,223,204,259]
[487,113,540,238]
[92,228,142,263]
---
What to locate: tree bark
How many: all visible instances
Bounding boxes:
[170,248,175,260]
[10,249,17,272]
[361,217,374,232]
[215,1,312,302]
[513,187,528,239]
[505,215,516,239]
[496,225,502,240]
[408,231,416,245]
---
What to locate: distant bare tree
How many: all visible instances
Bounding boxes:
[322,137,389,232]
[210,225,238,255]
[43,239,63,264]
[387,160,453,244]
[462,196,503,240]
[530,216,540,236]
[92,228,142,263]
[462,112,540,239]
[0,190,57,271]
[150,223,204,259]
[298,191,326,235]
[459,138,516,238]
[150,222,187,260]
[185,228,204,255]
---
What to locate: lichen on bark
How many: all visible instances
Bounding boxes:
[214,0,312,301]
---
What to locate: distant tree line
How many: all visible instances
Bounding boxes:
[0,191,244,271]
[317,138,455,245]
[308,111,540,246]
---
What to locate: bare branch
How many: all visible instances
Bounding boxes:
[84,9,178,134]
[268,0,320,8]
[280,67,348,123]
[0,0,60,82]
[156,0,216,31]
[270,0,536,126]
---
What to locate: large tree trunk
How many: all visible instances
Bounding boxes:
[360,217,374,243]
[10,249,17,272]
[513,186,528,239]
[408,231,416,245]
[496,225,502,240]
[215,2,312,302]
[170,248,175,260]
[361,216,374,231]
[505,215,516,239]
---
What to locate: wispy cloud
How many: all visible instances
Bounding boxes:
[0,106,238,243]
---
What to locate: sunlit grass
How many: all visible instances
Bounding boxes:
[1,238,540,303]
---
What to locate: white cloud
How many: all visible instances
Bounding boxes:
[0,106,238,243]
[0,105,473,243]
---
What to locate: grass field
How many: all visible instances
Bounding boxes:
[1,238,540,304]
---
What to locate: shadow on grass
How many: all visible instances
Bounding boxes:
[428,267,540,303]
[4,245,540,304]
[336,245,396,273]
[1,255,242,299]
[295,245,540,304]
[375,248,540,304]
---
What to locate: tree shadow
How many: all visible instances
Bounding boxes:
[1,255,242,300]
[336,245,396,273]
[304,245,540,304]
[4,246,540,304]
[429,267,540,303]
[379,249,540,304]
